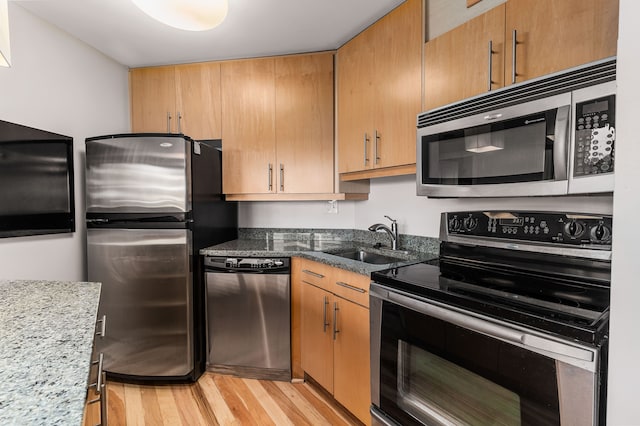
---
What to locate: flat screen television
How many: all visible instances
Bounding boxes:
[0,119,75,238]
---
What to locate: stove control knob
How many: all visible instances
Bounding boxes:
[590,224,611,243]
[449,217,462,232]
[564,220,586,239]
[463,217,478,231]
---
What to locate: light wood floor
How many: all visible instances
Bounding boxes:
[85,372,363,425]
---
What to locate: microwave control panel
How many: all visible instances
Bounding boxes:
[573,94,616,177]
[446,211,612,246]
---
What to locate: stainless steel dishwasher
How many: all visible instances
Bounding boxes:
[204,256,291,381]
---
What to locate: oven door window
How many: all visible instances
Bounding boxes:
[379,302,561,426]
[398,341,522,425]
[420,109,559,186]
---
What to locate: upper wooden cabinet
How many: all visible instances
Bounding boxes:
[175,62,222,140]
[221,58,277,195]
[424,0,619,111]
[505,0,619,85]
[337,0,423,179]
[130,66,176,133]
[130,63,222,139]
[275,54,335,195]
[424,4,505,111]
[221,53,336,198]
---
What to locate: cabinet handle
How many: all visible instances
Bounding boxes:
[88,371,108,426]
[279,164,284,192]
[177,111,182,134]
[166,112,172,133]
[89,352,105,392]
[487,40,494,91]
[268,164,273,191]
[374,130,381,165]
[302,269,324,279]
[333,302,340,340]
[99,372,108,426]
[323,295,329,332]
[96,315,107,338]
[336,281,366,294]
[511,29,518,84]
[363,133,370,167]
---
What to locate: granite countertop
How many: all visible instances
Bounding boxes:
[0,280,102,426]
[201,228,439,275]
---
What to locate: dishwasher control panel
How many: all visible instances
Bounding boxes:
[204,256,290,272]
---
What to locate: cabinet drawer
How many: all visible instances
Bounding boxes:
[298,258,333,292]
[332,269,370,308]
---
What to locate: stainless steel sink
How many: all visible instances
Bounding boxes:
[332,249,403,264]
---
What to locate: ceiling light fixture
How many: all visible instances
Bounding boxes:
[0,0,11,67]
[131,0,228,32]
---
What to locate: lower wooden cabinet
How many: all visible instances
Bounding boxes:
[300,280,335,392]
[332,295,371,424]
[293,257,371,425]
[83,316,108,425]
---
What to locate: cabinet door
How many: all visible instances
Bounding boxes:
[333,297,371,425]
[424,4,506,111]
[337,29,376,174]
[505,0,619,84]
[373,0,423,169]
[175,62,222,140]
[221,58,276,194]
[275,53,334,193]
[291,258,334,379]
[130,66,176,133]
[300,282,334,393]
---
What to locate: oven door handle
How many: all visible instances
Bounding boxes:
[385,291,525,345]
[381,288,595,364]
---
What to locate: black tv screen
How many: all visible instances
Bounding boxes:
[0,120,75,238]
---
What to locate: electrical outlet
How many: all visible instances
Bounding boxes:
[327,200,338,214]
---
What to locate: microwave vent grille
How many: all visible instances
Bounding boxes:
[418,58,616,128]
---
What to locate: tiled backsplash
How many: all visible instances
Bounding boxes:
[238,228,440,255]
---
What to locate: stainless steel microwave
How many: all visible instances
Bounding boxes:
[417,58,616,198]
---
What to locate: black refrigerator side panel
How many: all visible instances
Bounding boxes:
[191,141,238,251]
[189,140,238,379]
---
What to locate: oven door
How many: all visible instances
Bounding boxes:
[417,93,571,198]
[370,284,601,426]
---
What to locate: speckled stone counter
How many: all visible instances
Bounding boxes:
[201,228,440,275]
[0,280,102,426]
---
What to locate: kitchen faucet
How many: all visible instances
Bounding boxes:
[368,215,398,250]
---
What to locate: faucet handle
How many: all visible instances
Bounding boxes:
[384,215,397,224]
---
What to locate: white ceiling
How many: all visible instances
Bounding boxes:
[15,0,406,68]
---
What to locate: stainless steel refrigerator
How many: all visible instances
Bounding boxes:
[85,133,237,382]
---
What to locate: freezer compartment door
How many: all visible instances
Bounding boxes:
[85,135,191,213]
[88,228,193,378]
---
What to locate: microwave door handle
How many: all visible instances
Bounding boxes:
[553,105,570,181]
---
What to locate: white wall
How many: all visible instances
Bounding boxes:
[239,177,613,238]
[0,4,129,281]
[606,0,640,423]
[239,200,355,229]
[355,175,613,237]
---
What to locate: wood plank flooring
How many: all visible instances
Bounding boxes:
[85,373,363,425]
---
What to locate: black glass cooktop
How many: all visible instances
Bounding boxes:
[372,251,611,345]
